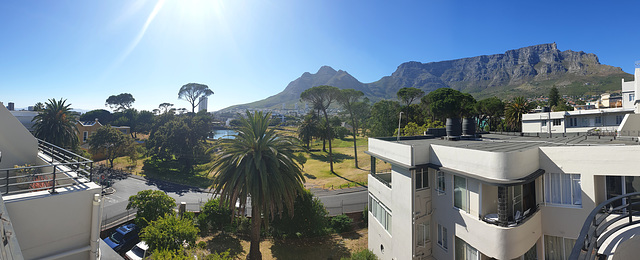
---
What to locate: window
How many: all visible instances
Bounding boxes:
[83,131,88,142]
[544,173,582,206]
[568,118,577,127]
[606,176,640,211]
[616,115,624,124]
[437,223,447,250]
[416,168,429,190]
[416,222,429,248]
[436,171,445,194]
[544,235,575,260]
[455,237,478,260]
[541,121,547,127]
[595,116,602,125]
[369,194,392,232]
[553,119,562,126]
[630,93,635,102]
[454,176,469,212]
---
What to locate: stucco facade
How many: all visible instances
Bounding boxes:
[367,134,640,260]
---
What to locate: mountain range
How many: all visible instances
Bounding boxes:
[222,43,633,111]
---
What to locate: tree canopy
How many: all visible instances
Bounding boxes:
[549,86,560,108]
[127,190,176,228]
[88,126,135,168]
[397,87,425,106]
[105,93,135,112]
[476,97,505,131]
[368,100,401,137]
[300,85,340,173]
[32,98,79,149]
[80,109,113,125]
[505,96,531,132]
[178,83,214,113]
[337,89,366,168]
[141,214,198,252]
[424,88,476,120]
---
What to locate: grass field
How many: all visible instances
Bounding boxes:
[97,131,391,190]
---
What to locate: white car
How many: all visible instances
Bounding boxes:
[125,241,149,260]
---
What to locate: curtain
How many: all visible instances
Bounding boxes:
[545,235,563,260]
[572,175,581,205]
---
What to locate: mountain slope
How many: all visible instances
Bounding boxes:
[222,43,633,111]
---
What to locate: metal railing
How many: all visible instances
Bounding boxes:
[0,139,93,195]
[481,205,539,227]
[570,192,640,260]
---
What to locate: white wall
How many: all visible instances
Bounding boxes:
[4,183,101,260]
[369,138,413,166]
[0,102,37,169]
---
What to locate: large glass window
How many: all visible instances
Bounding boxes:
[369,194,392,232]
[437,223,447,250]
[437,171,445,195]
[455,237,478,260]
[544,173,581,207]
[416,168,429,190]
[544,235,575,260]
[416,222,429,248]
[454,176,469,212]
[606,176,640,210]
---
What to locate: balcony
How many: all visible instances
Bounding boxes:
[371,171,392,188]
[0,139,93,195]
[480,183,538,227]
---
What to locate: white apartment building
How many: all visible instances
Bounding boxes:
[199,96,208,112]
[522,68,640,135]
[0,102,103,259]
[366,133,640,260]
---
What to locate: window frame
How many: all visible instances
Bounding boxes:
[415,168,429,190]
[454,175,469,213]
[369,193,392,233]
[544,172,582,207]
[416,222,429,248]
[437,223,447,250]
[436,171,445,195]
[553,119,562,126]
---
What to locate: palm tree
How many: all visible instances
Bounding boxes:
[32,98,79,149]
[298,112,320,149]
[505,96,530,132]
[210,111,305,260]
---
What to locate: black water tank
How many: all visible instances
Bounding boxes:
[446,118,462,137]
[462,118,476,136]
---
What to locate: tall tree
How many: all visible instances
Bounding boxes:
[505,96,531,132]
[476,97,505,131]
[32,98,79,149]
[127,190,176,228]
[337,89,365,168]
[105,93,135,112]
[368,100,401,137]
[33,102,44,111]
[549,86,560,108]
[88,126,135,168]
[300,85,340,173]
[178,83,214,113]
[397,87,425,125]
[80,109,113,125]
[210,111,305,260]
[297,112,320,149]
[158,103,174,114]
[424,88,476,121]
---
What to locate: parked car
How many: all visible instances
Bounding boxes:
[125,241,149,260]
[104,223,139,253]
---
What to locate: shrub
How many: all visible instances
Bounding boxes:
[233,216,252,236]
[341,248,378,260]
[205,250,232,260]
[127,190,176,228]
[198,198,232,235]
[197,241,207,249]
[148,249,192,260]
[331,214,353,233]
[271,189,329,238]
[141,214,199,251]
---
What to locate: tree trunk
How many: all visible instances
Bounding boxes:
[322,110,334,173]
[350,112,358,169]
[249,205,262,260]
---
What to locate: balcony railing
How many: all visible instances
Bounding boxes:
[371,171,391,188]
[481,204,539,227]
[570,192,640,260]
[0,139,93,195]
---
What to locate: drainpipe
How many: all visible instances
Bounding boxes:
[90,193,101,260]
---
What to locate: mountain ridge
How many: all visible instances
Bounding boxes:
[221,43,632,111]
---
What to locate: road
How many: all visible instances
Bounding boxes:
[101,176,368,228]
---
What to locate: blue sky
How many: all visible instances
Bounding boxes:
[1,0,639,112]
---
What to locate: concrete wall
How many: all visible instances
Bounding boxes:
[430,144,539,181]
[0,102,37,169]
[4,183,101,260]
[369,138,413,166]
[390,166,415,260]
[618,113,640,136]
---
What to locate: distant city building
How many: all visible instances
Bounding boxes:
[7,102,14,111]
[199,96,208,112]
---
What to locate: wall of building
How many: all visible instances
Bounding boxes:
[4,183,101,259]
[369,138,413,166]
[430,144,539,181]
[0,103,37,169]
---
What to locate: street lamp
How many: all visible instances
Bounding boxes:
[397,112,404,142]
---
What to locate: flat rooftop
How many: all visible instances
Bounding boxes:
[386,133,640,153]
